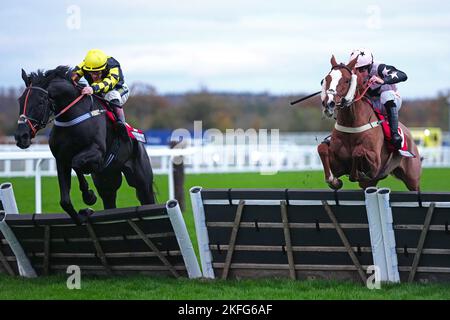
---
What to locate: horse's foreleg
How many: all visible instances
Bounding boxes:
[317,142,343,190]
[75,170,97,206]
[56,163,82,225]
[72,144,104,174]
[350,146,380,182]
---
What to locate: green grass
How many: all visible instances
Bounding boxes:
[1,169,450,300]
[1,275,450,300]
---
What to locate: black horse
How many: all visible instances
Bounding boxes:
[14,66,156,224]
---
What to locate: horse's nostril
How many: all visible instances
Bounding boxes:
[21,132,30,140]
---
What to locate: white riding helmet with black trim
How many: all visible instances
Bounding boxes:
[349,48,374,68]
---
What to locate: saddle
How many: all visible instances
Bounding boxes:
[95,98,146,144]
[105,110,147,143]
[95,100,147,169]
[360,97,414,157]
[373,109,415,158]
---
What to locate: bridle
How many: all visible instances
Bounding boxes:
[18,83,88,137]
[325,64,370,109]
[324,64,383,134]
[18,85,54,138]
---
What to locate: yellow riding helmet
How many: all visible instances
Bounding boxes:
[83,49,108,72]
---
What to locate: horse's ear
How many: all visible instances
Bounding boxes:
[330,55,338,67]
[21,69,30,87]
[347,56,358,70]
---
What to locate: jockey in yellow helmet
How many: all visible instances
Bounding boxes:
[71,49,129,135]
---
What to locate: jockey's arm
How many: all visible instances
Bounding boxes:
[376,64,408,85]
[91,66,120,94]
[71,63,85,83]
[71,73,80,83]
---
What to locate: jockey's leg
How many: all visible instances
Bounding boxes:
[109,101,128,140]
[381,91,402,150]
[105,85,130,140]
[385,101,402,149]
[110,100,125,122]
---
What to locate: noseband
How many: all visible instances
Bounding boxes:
[325,64,356,108]
[18,82,93,137]
[325,64,370,109]
[325,65,383,134]
[18,85,54,138]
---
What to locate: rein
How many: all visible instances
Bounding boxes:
[332,73,383,134]
[52,93,87,120]
[19,85,52,137]
[51,92,105,127]
[18,82,101,135]
[327,64,371,108]
[352,83,371,103]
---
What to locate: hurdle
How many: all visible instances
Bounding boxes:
[365,187,399,283]
[0,195,201,279]
[0,182,19,215]
[190,187,450,283]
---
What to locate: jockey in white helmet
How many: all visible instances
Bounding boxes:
[349,48,407,150]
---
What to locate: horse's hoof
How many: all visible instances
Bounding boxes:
[329,179,343,190]
[83,190,97,206]
[79,208,95,218]
[69,213,83,226]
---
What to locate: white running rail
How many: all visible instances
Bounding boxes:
[1,144,450,213]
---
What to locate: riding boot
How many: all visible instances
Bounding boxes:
[384,100,402,150]
[110,99,129,141]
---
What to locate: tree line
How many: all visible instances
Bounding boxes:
[0,83,449,138]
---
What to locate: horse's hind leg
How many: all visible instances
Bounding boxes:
[392,158,421,191]
[123,143,156,205]
[123,165,156,205]
[75,170,97,206]
[92,171,123,209]
[358,180,378,189]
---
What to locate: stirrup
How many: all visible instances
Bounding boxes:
[398,150,415,158]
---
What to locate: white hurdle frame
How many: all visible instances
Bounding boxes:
[0,182,19,214]
[364,187,400,283]
[365,187,389,282]
[166,199,202,279]
[189,186,215,279]
[0,213,36,278]
[376,188,400,283]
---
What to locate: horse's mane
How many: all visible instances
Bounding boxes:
[29,65,71,88]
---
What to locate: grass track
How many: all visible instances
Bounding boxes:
[1,168,450,300]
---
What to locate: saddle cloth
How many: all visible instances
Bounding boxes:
[363,97,414,157]
[373,110,415,158]
[373,111,408,151]
[105,110,146,143]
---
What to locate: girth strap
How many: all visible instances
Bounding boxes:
[53,109,105,127]
[334,120,384,134]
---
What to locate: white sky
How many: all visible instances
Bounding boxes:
[1,0,449,98]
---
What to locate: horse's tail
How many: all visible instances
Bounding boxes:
[132,140,158,205]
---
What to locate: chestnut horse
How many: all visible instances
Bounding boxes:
[317,55,421,190]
